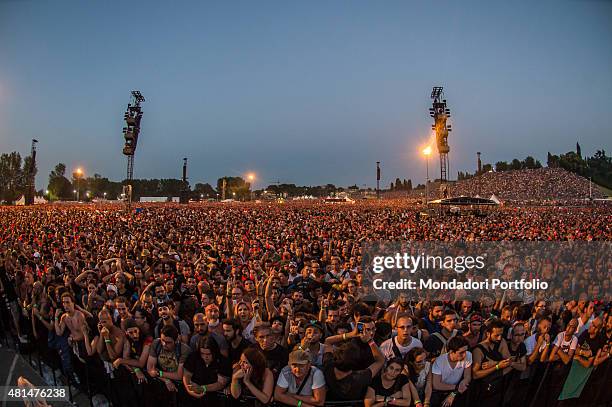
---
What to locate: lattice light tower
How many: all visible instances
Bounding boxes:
[24,139,38,205]
[122,91,145,210]
[429,87,452,183]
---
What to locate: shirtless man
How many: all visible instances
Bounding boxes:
[53,292,86,382]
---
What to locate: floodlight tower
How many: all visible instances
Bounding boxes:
[24,139,38,205]
[122,91,145,210]
[429,87,452,184]
[180,157,189,204]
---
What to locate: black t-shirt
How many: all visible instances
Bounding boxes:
[254,344,289,379]
[370,373,409,398]
[350,338,375,371]
[577,330,604,357]
[323,353,372,401]
[228,337,251,365]
[508,342,527,358]
[183,353,231,386]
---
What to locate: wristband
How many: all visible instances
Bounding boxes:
[495,363,500,370]
[450,391,457,397]
[201,384,207,394]
[297,400,302,407]
[105,339,112,344]
[342,333,347,341]
[159,370,163,378]
[134,368,141,373]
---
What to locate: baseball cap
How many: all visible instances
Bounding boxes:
[288,349,311,365]
[106,284,118,293]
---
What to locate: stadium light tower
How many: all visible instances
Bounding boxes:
[25,139,38,205]
[121,90,145,211]
[429,87,452,185]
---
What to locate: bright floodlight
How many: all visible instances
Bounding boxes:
[247,173,255,181]
[422,146,432,156]
[75,167,83,176]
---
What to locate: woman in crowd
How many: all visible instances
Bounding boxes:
[406,347,431,407]
[230,347,274,405]
[365,357,412,407]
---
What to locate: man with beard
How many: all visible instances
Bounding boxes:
[424,310,458,360]
[471,319,513,407]
[419,301,444,336]
[154,300,190,344]
[323,305,342,337]
[384,292,411,327]
[189,312,227,355]
[222,318,250,365]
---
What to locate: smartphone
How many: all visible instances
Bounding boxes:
[357,322,364,334]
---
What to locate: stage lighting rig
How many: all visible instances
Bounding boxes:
[121,90,145,210]
[429,86,452,184]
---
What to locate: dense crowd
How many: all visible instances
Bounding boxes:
[450,168,605,202]
[0,202,610,407]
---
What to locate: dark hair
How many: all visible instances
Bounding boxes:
[447,336,469,352]
[222,318,242,334]
[487,318,506,333]
[406,347,428,381]
[385,357,405,371]
[198,335,221,361]
[333,342,360,372]
[160,324,179,341]
[242,348,267,388]
[359,316,374,324]
[352,302,371,317]
[442,309,457,320]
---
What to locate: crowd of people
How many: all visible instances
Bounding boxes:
[450,168,605,202]
[0,202,610,407]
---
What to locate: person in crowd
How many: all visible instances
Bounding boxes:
[154,300,191,343]
[146,325,191,407]
[230,347,275,405]
[406,347,431,407]
[471,319,513,407]
[322,325,385,401]
[430,336,471,407]
[274,349,327,407]
[183,336,230,407]
[380,314,423,360]
[253,322,290,379]
[222,318,251,365]
[424,310,458,360]
[364,357,412,407]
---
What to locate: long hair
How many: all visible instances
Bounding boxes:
[242,347,266,389]
[406,347,427,382]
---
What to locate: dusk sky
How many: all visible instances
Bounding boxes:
[1,1,611,190]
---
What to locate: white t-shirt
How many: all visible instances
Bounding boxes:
[553,332,578,354]
[432,352,472,386]
[380,336,423,360]
[276,366,325,396]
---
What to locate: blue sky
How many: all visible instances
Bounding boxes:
[1,0,611,189]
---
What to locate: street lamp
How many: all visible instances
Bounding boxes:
[74,167,84,201]
[422,146,432,205]
[247,173,256,201]
[73,189,77,200]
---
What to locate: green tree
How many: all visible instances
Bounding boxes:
[0,152,23,203]
[495,161,509,172]
[47,163,72,200]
